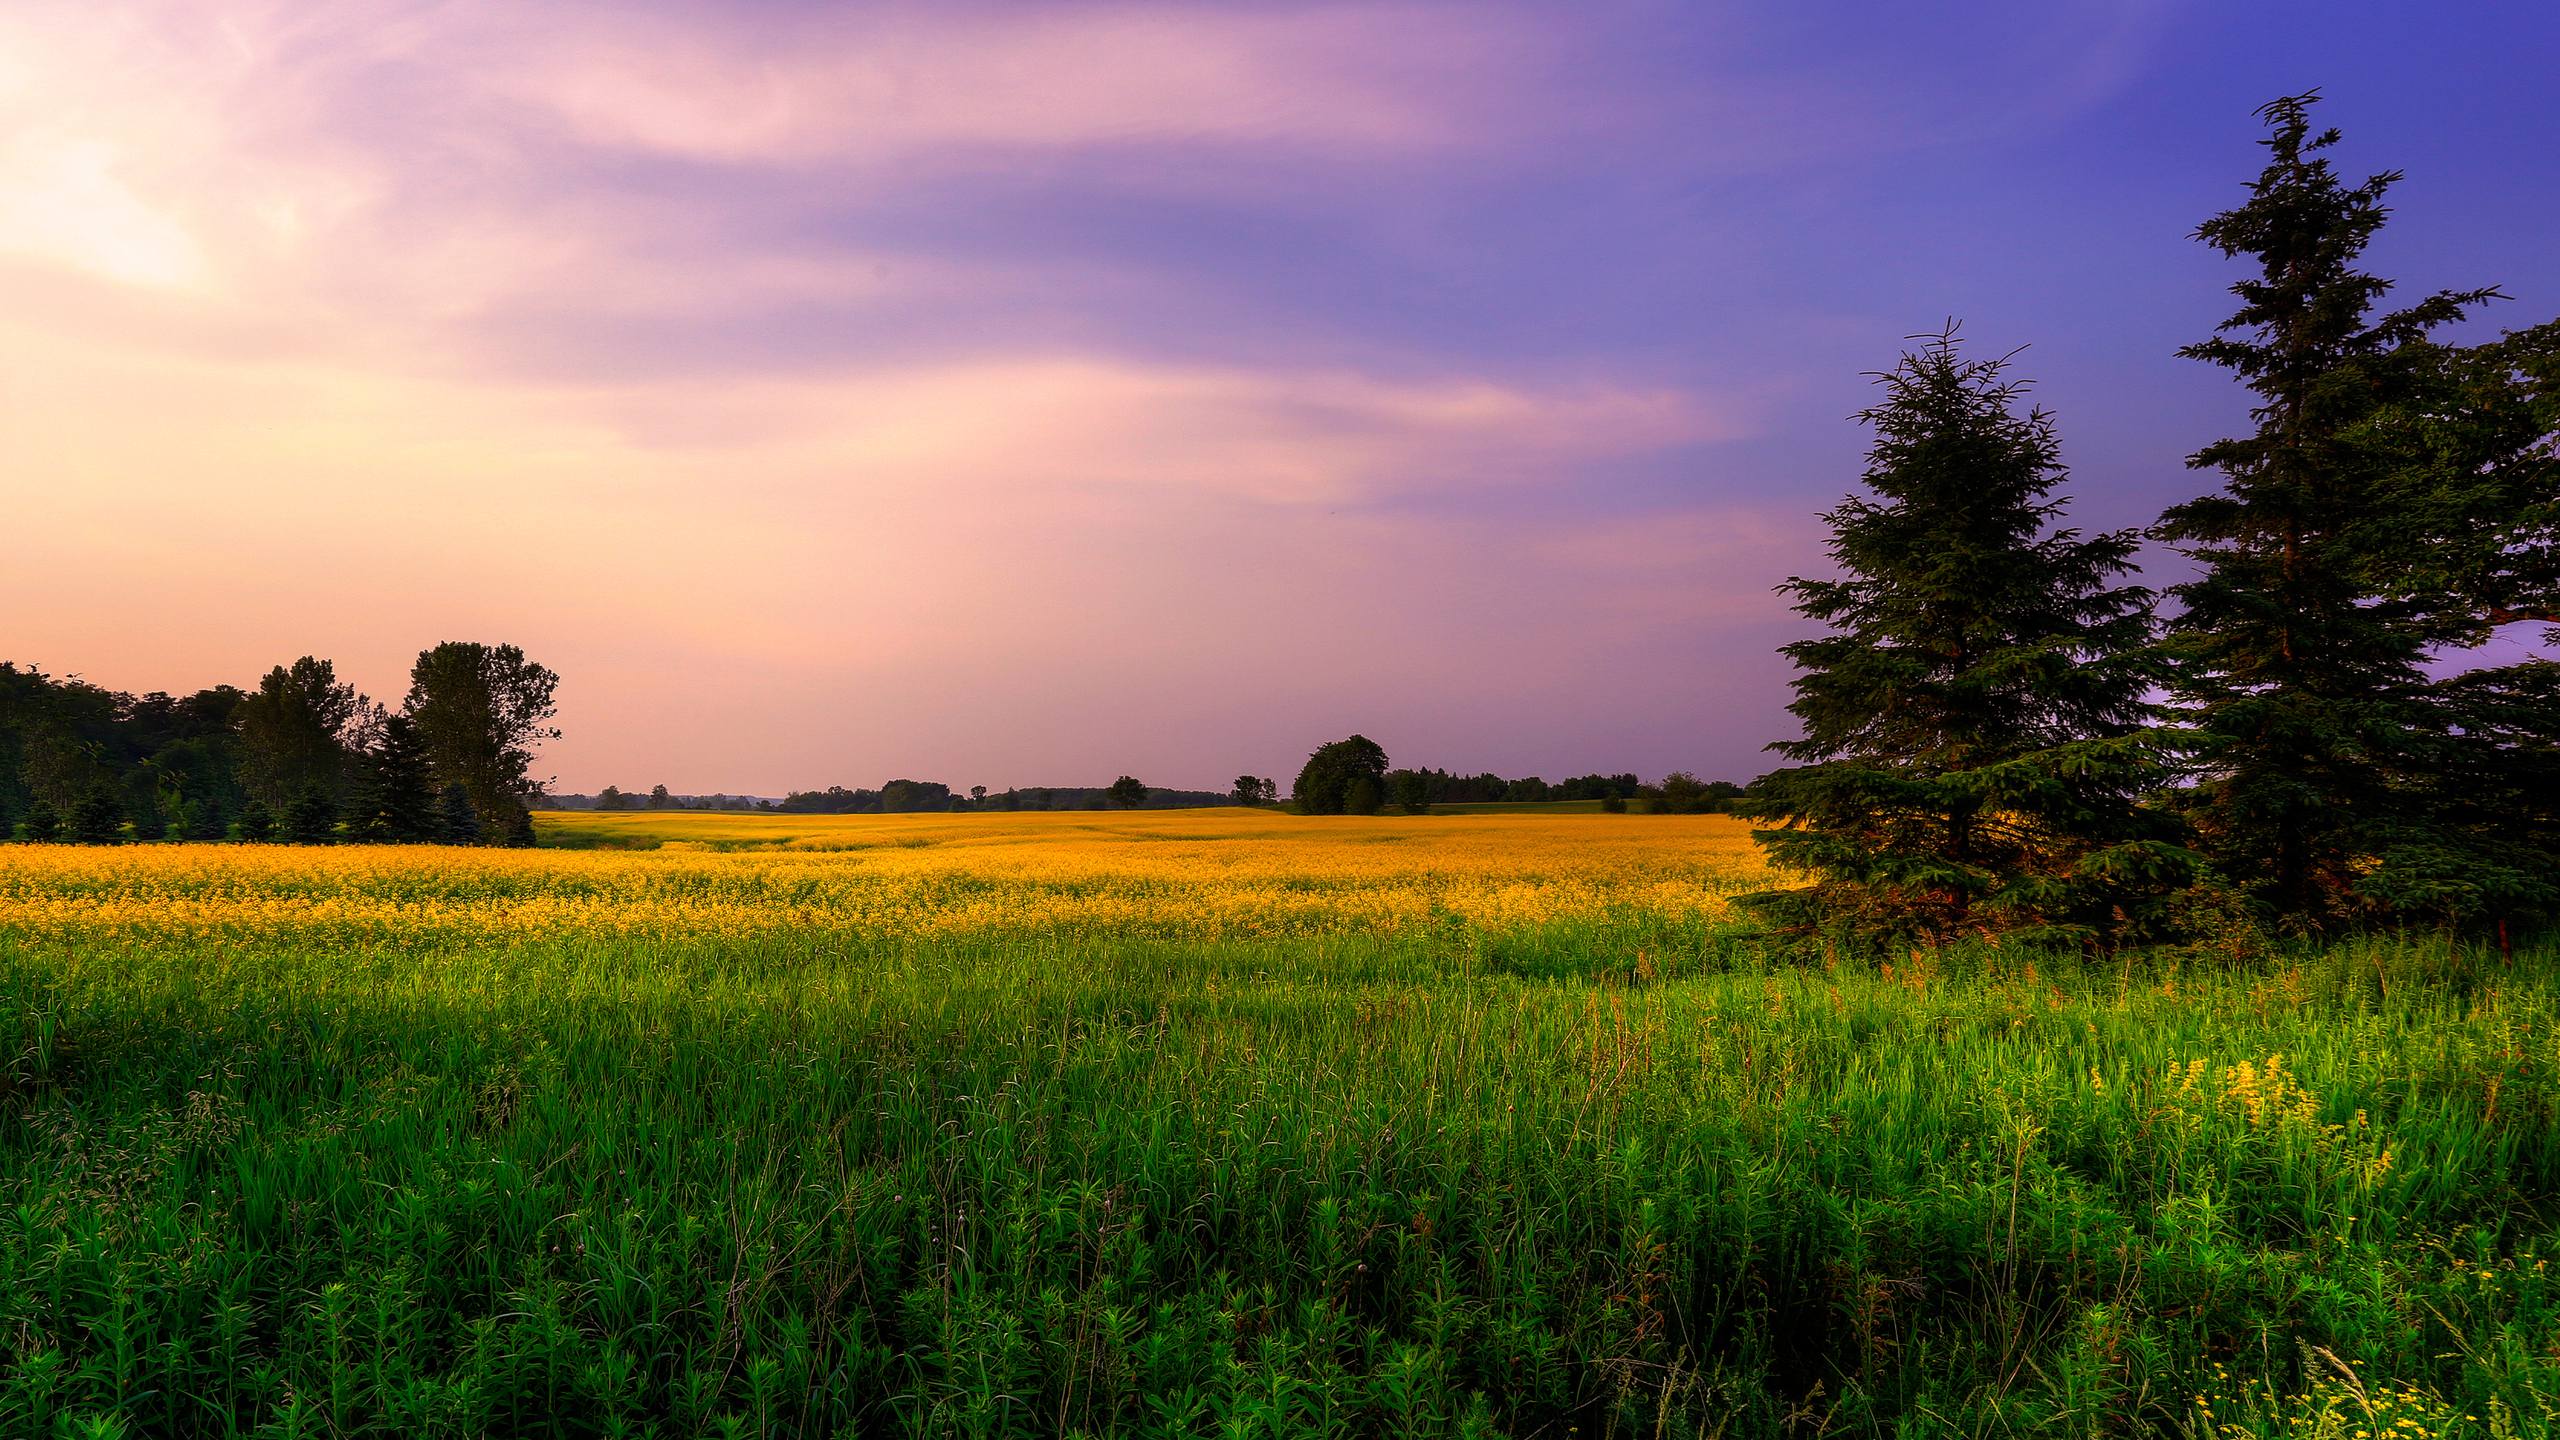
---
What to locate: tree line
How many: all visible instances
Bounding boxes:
[1273,736,1744,815]
[1744,94,2558,951]
[0,643,559,845]
[567,781,1244,813]
[573,767,1744,817]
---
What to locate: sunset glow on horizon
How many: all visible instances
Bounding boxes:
[7,0,2556,793]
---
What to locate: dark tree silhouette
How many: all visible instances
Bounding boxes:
[1745,327,2193,948]
[1390,771,1429,815]
[286,788,339,845]
[2158,93,2558,928]
[404,642,559,846]
[349,713,440,842]
[180,795,230,841]
[438,784,483,844]
[20,798,60,843]
[234,657,365,809]
[70,790,125,845]
[1292,736,1388,815]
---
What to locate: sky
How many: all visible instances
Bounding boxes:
[4,1,2556,795]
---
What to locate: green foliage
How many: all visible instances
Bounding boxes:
[0,647,568,851]
[1295,736,1389,815]
[1553,773,1641,802]
[2343,318,2560,645]
[234,797,276,843]
[1233,774,1277,807]
[67,791,123,845]
[2158,92,2557,931]
[1107,775,1148,808]
[348,714,442,843]
[404,641,560,846]
[1391,770,1430,814]
[233,656,365,810]
[877,779,954,812]
[436,784,481,844]
[285,787,339,845]
[1,664,245,836]
[3,916,2556,1436]
[17,799,60,843]
[177,795,229,842]
[1344,774,1384,816]
[1747,328,2195,949]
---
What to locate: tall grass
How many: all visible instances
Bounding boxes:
[1,819,2553,1436]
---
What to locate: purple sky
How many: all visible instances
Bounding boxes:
[5,1,2555,793]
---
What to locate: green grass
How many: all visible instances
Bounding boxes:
[4,907,2557,1435]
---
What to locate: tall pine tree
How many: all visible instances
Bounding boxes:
[1745,329,2193,949]
[2158,92,2544,929]
[348,713,442,842]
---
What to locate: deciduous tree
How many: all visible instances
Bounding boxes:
[1292,737,1388,815]
[234,657,364,809]
[404,642,559,845]
[1390,771,1429,815]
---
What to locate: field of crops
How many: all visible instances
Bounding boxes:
[3,811,2556,1438]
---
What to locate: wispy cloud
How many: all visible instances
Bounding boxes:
[1,0,2206,787]
[518,3,1528,164]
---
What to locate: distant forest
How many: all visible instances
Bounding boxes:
[552,761,1748,816]
[0,644,559,845]
[2,648,1739,841]
[558,782,1240,813]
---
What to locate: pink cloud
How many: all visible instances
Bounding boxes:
[518,4,1530,164]
[1,0,1922,792]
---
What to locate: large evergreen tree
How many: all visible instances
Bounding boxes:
[348,713,441,842]
[1745,329,2193,948]
[2158,93,2554,928]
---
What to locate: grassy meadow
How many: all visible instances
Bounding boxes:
[2,810,2555,1437]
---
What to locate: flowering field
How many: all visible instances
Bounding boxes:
[0,810,1762,949]
[2,812,2555,1437]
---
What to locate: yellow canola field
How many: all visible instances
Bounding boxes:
[0,809,1767,948]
